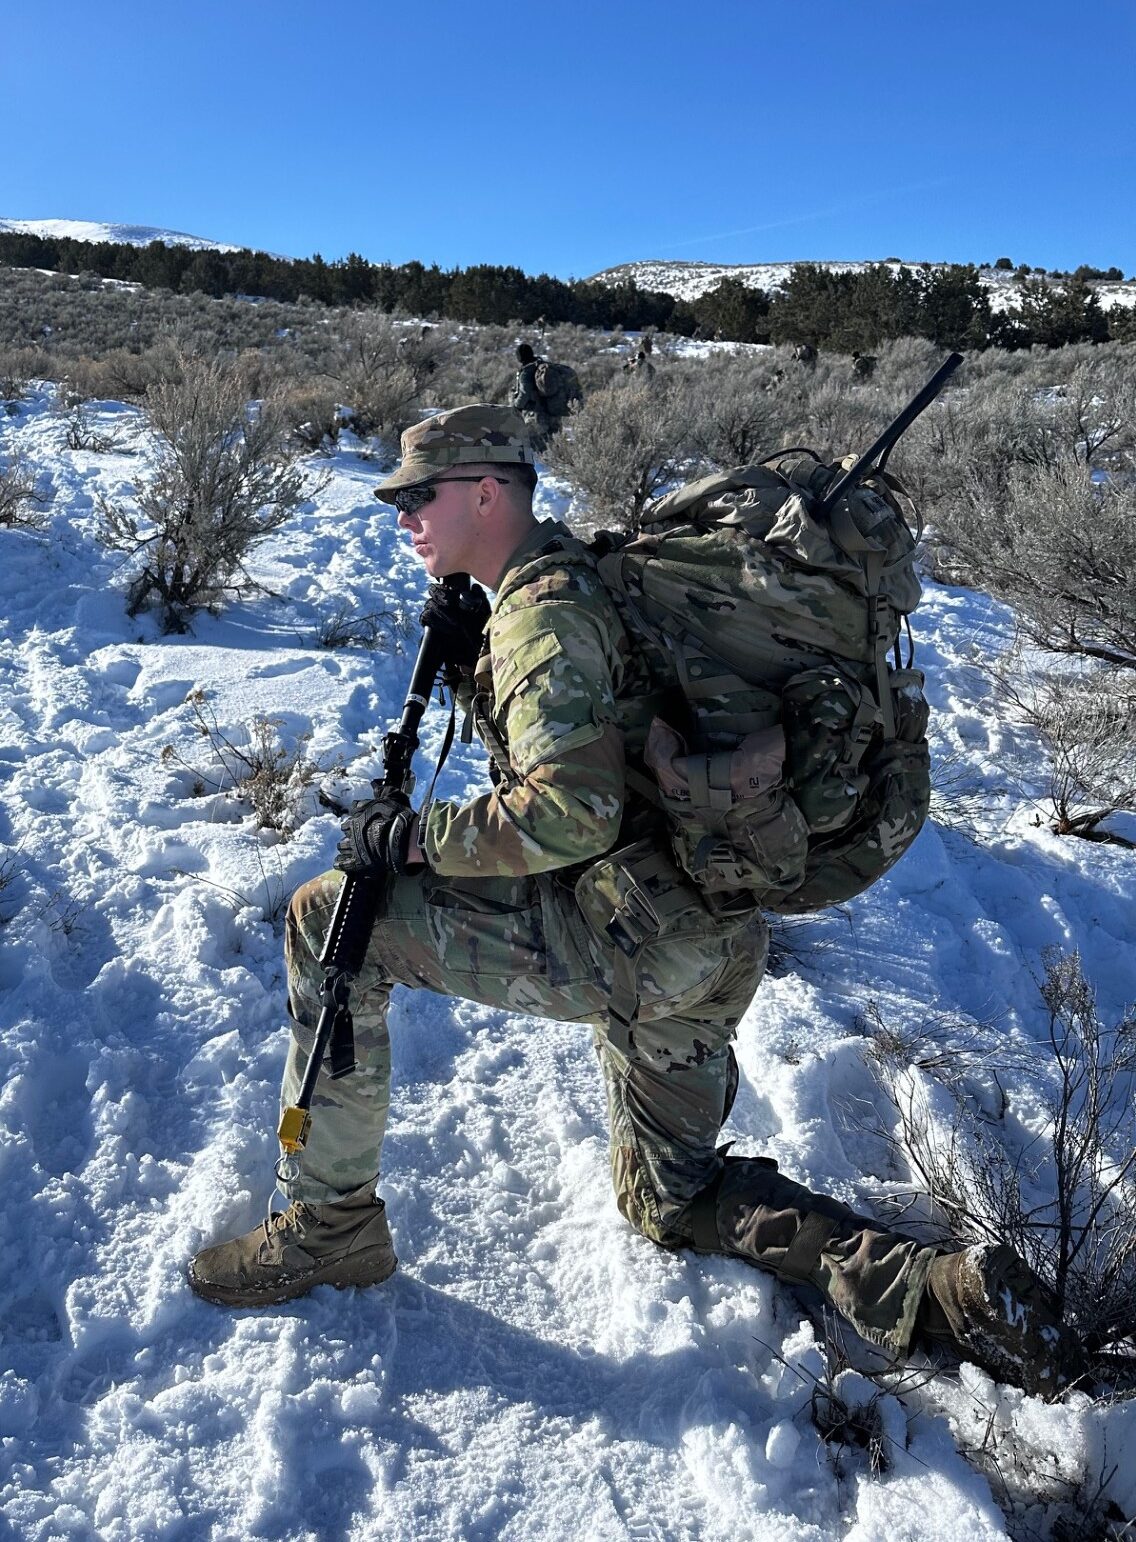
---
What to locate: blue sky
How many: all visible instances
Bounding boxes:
[4,0,1133,279]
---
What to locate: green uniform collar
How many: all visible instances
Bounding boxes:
[492,517,572,601]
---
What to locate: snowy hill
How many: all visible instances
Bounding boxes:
[0,216,239,253]
[2,384,1135,1539]
[590,257,1136,313]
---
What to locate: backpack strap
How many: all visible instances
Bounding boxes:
[825,502,896,739]
[468,692,519,789]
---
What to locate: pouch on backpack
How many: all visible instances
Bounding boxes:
[642,717,809,903]
[781,666,880,834]
[778,666,931,913]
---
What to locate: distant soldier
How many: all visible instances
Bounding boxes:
[511,342,583,448]
[852,352,877,380]
[621,348,656,381]
[792,343,818,368]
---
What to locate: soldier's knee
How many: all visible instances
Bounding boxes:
[285,871,342,968]
[288,871,336,922]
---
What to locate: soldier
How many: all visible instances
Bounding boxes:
[188,406,1080,1399]
[621,348,656,380]
[510,342,582,448]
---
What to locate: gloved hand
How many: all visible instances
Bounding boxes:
[335,789,419,877]
[419,581,491,673]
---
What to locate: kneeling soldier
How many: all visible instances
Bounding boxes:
[190,406,1081,1400]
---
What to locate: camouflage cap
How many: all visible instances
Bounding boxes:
[373,405,535,494]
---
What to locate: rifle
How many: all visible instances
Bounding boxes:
[814,350,963,739]
[816,351,963,516]
[276,572,483,1178]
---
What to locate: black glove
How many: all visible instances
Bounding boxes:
[335,789,418,877]
[419,581,491,673]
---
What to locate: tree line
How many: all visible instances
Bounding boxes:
[1,231,1131,351]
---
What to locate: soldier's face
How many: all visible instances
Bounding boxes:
[397,478,480,579]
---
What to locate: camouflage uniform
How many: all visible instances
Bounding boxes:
[281,504,937,1354]
[510,358,555,445]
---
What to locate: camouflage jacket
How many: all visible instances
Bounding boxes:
[421,520,657,878]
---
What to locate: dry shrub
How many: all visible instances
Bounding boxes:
[315,601,416,651]
[542,376,694,530]
[683,355,788,469]
[59,400,121,452]
[0,452,50,528]
[855,953,1136,1353]
[279,380,343,454]
[162,689,341,837]
[959,456,1136,668]
[326,313,446,440]
[98,351,314,630]
[0,347,43,401]
[993,660,1136,842]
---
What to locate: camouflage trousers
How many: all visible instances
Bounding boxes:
[518,408,558,451]
[281,847,935,1352]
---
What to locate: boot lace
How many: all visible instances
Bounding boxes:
[262,1197,316,1250]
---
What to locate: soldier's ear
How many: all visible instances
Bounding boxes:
[474,475,502,516]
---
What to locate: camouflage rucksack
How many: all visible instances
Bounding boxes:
[533,360,583,418]
[593,451,931,914]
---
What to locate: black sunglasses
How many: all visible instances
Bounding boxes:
[385,475,510,517]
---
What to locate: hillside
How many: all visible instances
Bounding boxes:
[590,257,1136,314]
[0,217,237,253]
[3,220,1134,347]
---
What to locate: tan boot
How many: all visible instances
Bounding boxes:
[917,1242,1083,1398]
[188,1183,397,1307]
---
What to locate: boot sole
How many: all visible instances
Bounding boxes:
[187,1245,398,1308]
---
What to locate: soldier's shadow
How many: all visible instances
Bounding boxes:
[367,1268,770,1474]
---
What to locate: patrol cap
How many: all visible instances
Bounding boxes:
[373,405,535,494]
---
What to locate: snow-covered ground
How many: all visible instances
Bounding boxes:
[2,386,1135,1541]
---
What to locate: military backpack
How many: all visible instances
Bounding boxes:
[592,449,932,915]
[533,360,584,418]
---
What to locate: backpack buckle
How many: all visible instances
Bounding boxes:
[605,885,661,956]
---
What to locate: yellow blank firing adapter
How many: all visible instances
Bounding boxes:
[278,1105,312,1155]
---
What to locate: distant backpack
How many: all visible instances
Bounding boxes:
[593,451,931,914]
[533,360,583,418]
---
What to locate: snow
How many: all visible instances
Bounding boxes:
[0,218,238,253]
[2,384,1135,1540]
